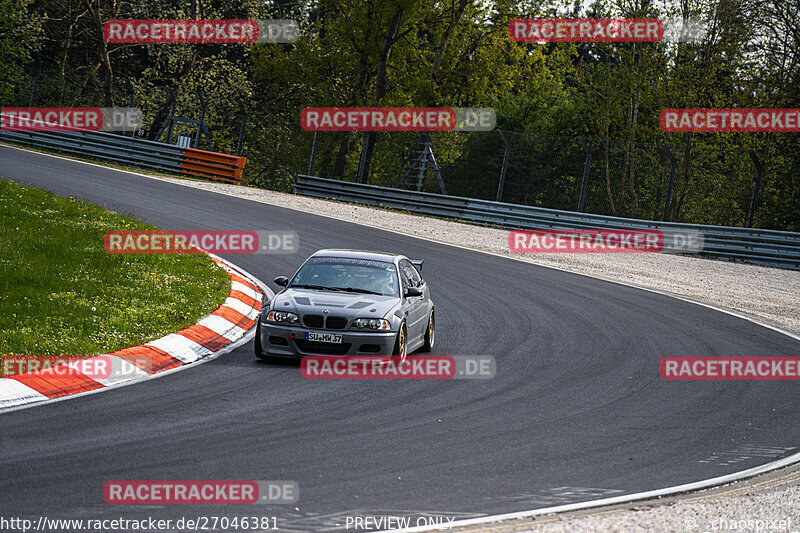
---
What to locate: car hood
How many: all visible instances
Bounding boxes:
[271,288,400,319]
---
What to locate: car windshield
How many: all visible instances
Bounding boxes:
[289,257,399,297]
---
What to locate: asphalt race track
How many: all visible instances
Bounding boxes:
[2,144,800,532]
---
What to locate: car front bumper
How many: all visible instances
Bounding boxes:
[260,322,397,358]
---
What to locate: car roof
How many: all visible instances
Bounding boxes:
[311,249,402,263]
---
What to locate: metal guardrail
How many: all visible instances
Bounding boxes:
[0,127,245,184]
[295,174,800,270]
[0,128,184,172]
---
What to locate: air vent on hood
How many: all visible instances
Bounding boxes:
[347,301,371,309]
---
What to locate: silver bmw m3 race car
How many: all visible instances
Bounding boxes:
[255,249,435,361]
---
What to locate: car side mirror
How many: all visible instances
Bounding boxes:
[405,287,423,298]
[273,276,289,287]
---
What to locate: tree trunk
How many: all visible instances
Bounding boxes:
[83,0,115,106]
[604,135,616,215]
[625,45,642,216]
[359,7,404,183]
[429,0,469,86]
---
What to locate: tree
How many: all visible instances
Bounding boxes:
[0,0,41,105]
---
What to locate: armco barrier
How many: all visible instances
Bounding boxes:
[294,174,800,270]
[0,125,245,184]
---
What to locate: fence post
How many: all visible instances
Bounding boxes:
[154,88,176,143]
[195,90,206,149]
[235,103,246,157]
[660,143,677,221]
[307,131,318,175]
[746,151,764,228]
[357,132,371,183]
[126,79,135,137]
[577,137,591,212]
[496,129,510,202]
[28,71,38,107]
[166,89,176,144]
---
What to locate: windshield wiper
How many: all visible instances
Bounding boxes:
[337,287,384,295]
[290,284,384,295]
[289,284,344,292]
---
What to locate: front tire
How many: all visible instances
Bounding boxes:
[254,321,264,358]
[421,310,435,352]
[393,323,408,362]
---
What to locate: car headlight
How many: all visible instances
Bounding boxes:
[353,318,391,330]
[266,310,299,324]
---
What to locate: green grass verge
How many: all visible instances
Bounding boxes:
[0,178,231,357]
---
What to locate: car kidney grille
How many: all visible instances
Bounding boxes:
[325,316,348,329]
[303,315,324,328]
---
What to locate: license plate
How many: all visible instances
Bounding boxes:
[306,331,342,343]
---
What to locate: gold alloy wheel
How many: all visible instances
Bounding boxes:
[398,326,407,361]
[428,313,435,348]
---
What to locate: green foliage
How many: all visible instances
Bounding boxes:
[12,0,800,230]
[0,0,40,104]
